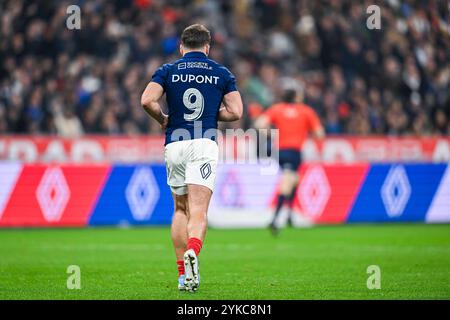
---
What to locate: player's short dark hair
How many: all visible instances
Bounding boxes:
[181,24,211,49]
[282,89,297,103]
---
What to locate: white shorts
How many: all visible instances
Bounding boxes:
[164,138,219,195]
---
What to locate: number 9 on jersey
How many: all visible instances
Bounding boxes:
[183,88,205,121]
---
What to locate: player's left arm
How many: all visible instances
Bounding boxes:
[141,82,168,130]
[218,68,243,122]
[218,91,243,122]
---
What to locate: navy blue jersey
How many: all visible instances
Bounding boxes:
[151,52,237,145]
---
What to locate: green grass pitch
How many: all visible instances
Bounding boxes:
[0,224,449,299]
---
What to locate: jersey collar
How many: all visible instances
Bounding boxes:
[183,51,207,59]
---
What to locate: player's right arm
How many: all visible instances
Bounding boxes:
[254,114,270,129]
[313,126,325,139]
[254,105,277,129]
[218,91,243,122]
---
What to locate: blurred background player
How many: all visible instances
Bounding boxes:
[256,87,325,235]
[141,24,242,292]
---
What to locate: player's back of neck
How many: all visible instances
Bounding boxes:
[183,48,207,57]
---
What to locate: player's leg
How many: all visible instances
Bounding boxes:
[164,141,189,290]
[187,184,211,241]
[182,139,218,292]
[271,150,288,231]
[183,183,213,291]
[285,151,301,227]
[285,182,299,227]
[270,170,298,233]
[170,191,189,290]
[271,149,301,234]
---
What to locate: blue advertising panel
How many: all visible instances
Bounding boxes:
[347,164,446,223]
[89,165,173,225]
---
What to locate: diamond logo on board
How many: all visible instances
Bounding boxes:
[218,170,242,207]
[125,167,159,221]
[381,165,411,218]
[298,166,331,217]
[36,167,71,222]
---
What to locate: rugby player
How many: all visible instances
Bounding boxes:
[141,24,243,292]
[255,87,325,235]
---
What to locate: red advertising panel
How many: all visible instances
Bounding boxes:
[303,137,450,163]
[0,165,110,227]
[1,136,449,163]
[0,136,165,163]
[293,164,369,224]
[268,164,369,224]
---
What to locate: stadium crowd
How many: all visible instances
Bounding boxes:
[1,0,449,137]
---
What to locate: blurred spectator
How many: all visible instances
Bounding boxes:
[0,0,449,137]
[50,97,84,137]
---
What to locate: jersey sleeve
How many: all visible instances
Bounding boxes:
[223,69,238,95]
[151,64,169,90]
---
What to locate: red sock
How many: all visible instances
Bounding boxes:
[177,260,184,277]
[187,237,203,256]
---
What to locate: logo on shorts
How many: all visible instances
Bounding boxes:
[200,163,212,180]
